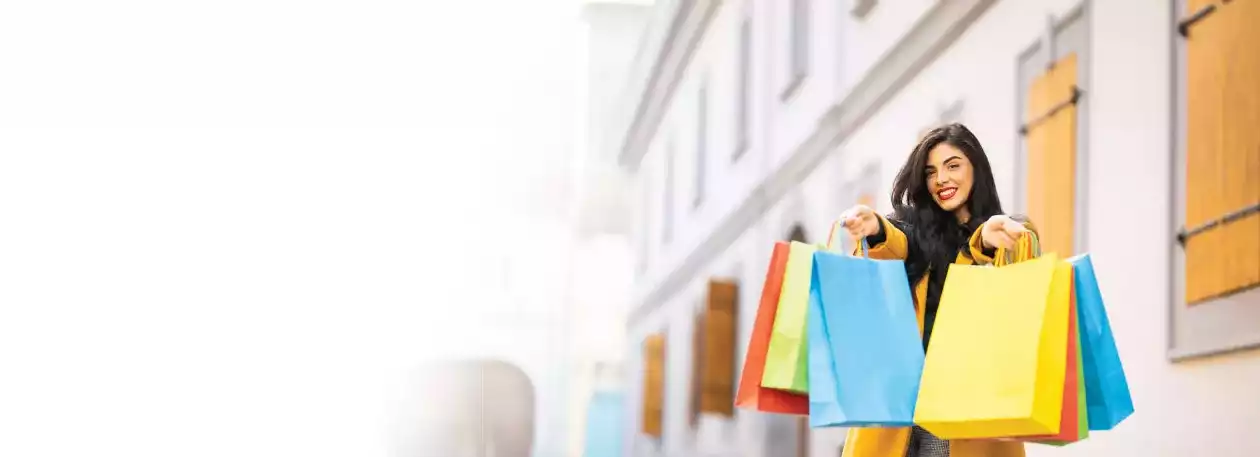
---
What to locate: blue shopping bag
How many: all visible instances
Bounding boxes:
[1068,254,1134,430]
[807,272,841,426]
[806,242,924,428]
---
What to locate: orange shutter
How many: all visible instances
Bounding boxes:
[1024,53,1078,258]
[699,280,738,415]
[1184,0,1260,304]
[642,334,666,437]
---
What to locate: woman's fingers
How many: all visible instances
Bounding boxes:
[838,205,877,238]
[989,231,1016,250]
[839,209,856,226]
[1002,219,1029,236]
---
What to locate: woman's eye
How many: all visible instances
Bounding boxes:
[949,164,960,170]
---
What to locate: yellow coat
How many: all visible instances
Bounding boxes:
[841,215,1028,457]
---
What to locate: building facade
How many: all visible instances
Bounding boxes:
[592,0,1260,456]
[569,2,653,457]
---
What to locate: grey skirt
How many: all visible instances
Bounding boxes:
[905,426,949,457]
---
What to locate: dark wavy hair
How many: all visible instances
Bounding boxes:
[889,123,1004,280]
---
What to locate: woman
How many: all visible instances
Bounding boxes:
[837,124,1034,457]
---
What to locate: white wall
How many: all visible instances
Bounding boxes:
[1077,0,1260,456]
[623,0,1260,456]
[585,3,653,164]
[765,0,842,169]
[836,0,936,97]
[832,0,1260,456]
[630,0,961,307]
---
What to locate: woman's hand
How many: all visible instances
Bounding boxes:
[839,205,880,240]
[981,214,1030,250]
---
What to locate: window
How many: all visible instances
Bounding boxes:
[695,86,707,208]
[698,280,738,416]
[735,18,751,159]
[1170,0,1260,360]
[783,0,809,99]
[1181,0,1260,304]
[663,140,675,244]
[1023,53,1079,257]
[787,225,808,244]
[641,333,666,437]
[688,280,738,430]
[1015,6,1089,258]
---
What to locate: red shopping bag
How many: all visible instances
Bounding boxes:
[734,241,808,414]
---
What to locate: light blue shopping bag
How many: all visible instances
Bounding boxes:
[1068,254,1134,430]
[807,271,840,427]
[806,242,924,428]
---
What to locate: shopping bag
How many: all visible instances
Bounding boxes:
[915,234,1072,439]
[1001,278,1089,445]
[1038,303,1091,446]
[1068,254,1134,430]
[807,238,923,427]
[760,241,816,393]
[735,241,809,414]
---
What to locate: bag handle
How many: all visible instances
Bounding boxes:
[854,238,870,258]
[826,220,869,258]
[995,231,1041,267]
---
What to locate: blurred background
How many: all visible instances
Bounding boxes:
[0,0,1256,456]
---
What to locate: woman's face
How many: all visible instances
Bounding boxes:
[925,142,974,215]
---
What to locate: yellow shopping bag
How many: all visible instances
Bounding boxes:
[914,235,1072,439]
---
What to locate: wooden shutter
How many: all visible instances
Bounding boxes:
[641,334,666,437]
[698,280,738,415]
[1024,53,1078,257]
[1184,0,1260,304]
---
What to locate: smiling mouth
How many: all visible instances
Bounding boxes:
[937,187,957,201]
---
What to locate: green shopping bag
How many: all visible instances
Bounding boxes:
[760,241,815,393]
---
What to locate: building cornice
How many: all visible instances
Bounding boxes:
[612,0,719,169]
[627,0,998,328]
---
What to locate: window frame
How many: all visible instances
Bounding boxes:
[1013,5,1090,255]
[695,84,708,209]
[781,0,809,100]
[734,16,751,160]
[1167,0,1260,361]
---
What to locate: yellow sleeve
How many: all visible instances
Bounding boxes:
[969,216,1039,264]
[850,214,909,260]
